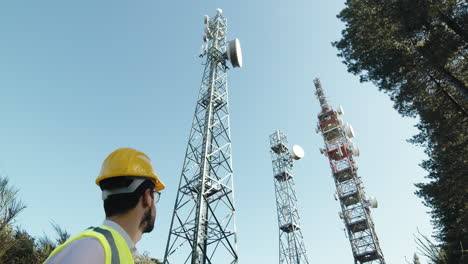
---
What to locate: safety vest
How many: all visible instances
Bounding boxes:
[44,225,134,264]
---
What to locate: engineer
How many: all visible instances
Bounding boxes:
[44,147,166,264]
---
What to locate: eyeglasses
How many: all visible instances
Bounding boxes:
[151,190,161,203]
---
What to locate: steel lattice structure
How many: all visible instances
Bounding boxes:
[269,130,309,264]
[163,9,239,264]
[313,78,385,264]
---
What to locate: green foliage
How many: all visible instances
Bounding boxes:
[34,235,55,263]
[0,176,27,260]
[334,0,467,263]
[0,177,26,233]
[1,229,37,264]
[0,176,71,263]
[415,231,448,264]
[135,252,162,264]
[334,0,467,100]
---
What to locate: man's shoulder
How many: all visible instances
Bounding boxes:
[44,237,105,264]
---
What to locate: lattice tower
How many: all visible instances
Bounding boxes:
[313,78,385,264]
[163,9,240,264]
[270,130,309,264]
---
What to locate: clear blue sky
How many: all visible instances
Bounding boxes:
[0,0,433,263]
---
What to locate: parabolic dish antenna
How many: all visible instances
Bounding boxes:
[291,145,305,160]
[227,38,243,68]
[216,8,223,14]
[348,141,360,157]
[352,144,360,157]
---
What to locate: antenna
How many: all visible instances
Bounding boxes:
[338,105,345,115]
[290,145,305,160]
[313,78,386,264]
[270,130,310,264]
[164,9,242,264]
[199,45,205,57]
[227,38,243,68]
[313,78,330,111]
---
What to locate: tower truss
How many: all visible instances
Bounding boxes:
[164,9,241,264]
[313,78,385,264]
[269,130,309,264]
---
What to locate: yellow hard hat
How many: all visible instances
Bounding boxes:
[96,148,165,191]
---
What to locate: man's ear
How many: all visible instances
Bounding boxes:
[142,189,152,208]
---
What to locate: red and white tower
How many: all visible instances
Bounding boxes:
[313,78,385,264]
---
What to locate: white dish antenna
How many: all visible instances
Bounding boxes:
[227,38,243,68]
[204,15,210,24]
[337,105,345,115]
[352,144,360,157]
[368,196,378,208]
[348,141,360,157]
[345,123,355,138]
[290,145,304,160]
[216,8,223,14]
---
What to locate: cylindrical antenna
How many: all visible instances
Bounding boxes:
[313,78,330,112]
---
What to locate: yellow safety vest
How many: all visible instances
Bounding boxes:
[44,225,134,264]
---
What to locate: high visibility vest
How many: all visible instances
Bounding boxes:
[44,225,134,264]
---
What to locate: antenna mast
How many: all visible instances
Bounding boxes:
[269,130,309,264]
[313,78,385,264]
[164,8,242,264]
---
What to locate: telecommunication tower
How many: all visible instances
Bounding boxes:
[313,79,385,264]
[163,9,242,264]
[269,130,309,264]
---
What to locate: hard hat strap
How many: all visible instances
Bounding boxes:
[102,178,146,200]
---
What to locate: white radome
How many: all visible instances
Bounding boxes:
[348,141,360,157]
[227,38,243,68]
[291,145,305,160]
[345,123,355,138]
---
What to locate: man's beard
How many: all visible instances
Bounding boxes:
[140,207,155,233]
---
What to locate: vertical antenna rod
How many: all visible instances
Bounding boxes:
[313,78,329,112]
[164,8,242,264]
[313,79,385,264]
[269,130,309,264]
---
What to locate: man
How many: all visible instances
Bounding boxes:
[44,148,166,264]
